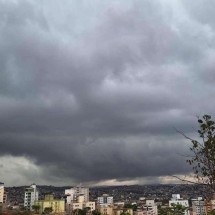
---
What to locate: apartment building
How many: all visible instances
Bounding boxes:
[99,205,114,215]
[191,197,206,215]
[98,194,114,207]
[70,195,95,211]
[0,183,4,203]
[114,208,133,215]
[65,185,89,203]
[24,184,39,210]
[169,194,190,215]
[142,200,158,215]
[34,194,65,214]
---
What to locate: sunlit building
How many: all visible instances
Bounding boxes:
[0,183,4,203]
[34,194,65,214]
[169,194,189,215]
[65,185,89,203]
[99,205,114,215]
[71,195,95,211]
[98,194,114,207]
[114,208,133,215]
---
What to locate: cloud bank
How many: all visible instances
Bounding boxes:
[0,0,214,186]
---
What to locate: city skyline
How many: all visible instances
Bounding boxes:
[0,0,215,186]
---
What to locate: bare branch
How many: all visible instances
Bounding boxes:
[173,127,195,141]
[171,175,207,186]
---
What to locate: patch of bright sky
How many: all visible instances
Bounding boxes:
[40,0,134,44]
[0,155,40,186]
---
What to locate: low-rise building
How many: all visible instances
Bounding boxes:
[67,195,95,212]
[34,194,65,214]
[114,208,133,215]
[99,205,114,215]
[169,194,189,215]
[71,201,95,211]
[114,202,125,208]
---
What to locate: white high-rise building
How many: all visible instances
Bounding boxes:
[169,194,189,215]
[142,200,158,215]
[98,194,113,207]
[65,186,89,203]
[24,184,39,210]
[191,197,206,215]
[0,183,4,203]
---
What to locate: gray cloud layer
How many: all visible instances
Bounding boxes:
[0,0,214,185]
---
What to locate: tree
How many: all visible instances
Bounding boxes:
[73,208,88,215]
[84,207,91,213]
[124,204,137,211]
[184,115,215,192]
[158,206,169,215]
[120,212,130,215]
[44,207,53,214]
[208,210,215,215]
[92,210,101,215]
[32,205,40,214]
[170,204,186,215]
[158,204,186,215]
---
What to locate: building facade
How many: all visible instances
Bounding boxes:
[24,184,39,210]
[169,194,190,215]
[114,208,133,215]
[99,205,113,215]
[70,195,95,211]
[65,186,89,203]
[142,200,158,215]
[191,197,206,215]
[98,194,114,207]
[0,183,4,203]
[35,194,65,214]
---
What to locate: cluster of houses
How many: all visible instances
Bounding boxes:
[1,182,215,215]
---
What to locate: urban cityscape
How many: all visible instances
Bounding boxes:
[1,0,215,215]
[0,183,215,214]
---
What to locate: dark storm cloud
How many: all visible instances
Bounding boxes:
[0,0,214,185]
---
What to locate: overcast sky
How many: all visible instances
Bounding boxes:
[0,0,215,186]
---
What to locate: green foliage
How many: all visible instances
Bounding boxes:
[92,210,101,215]
[170,204,186,215]
[124,204,137,211]
[186,115,215,191]
[158,206,169,215]
[120,212,130,215]
[84,207,91,212]
[22,211,33,215]
[32,205,40,214]
[158,204,186,215]
[74,208,90,215]
[208,210,215,215]
[44,207,53,214]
